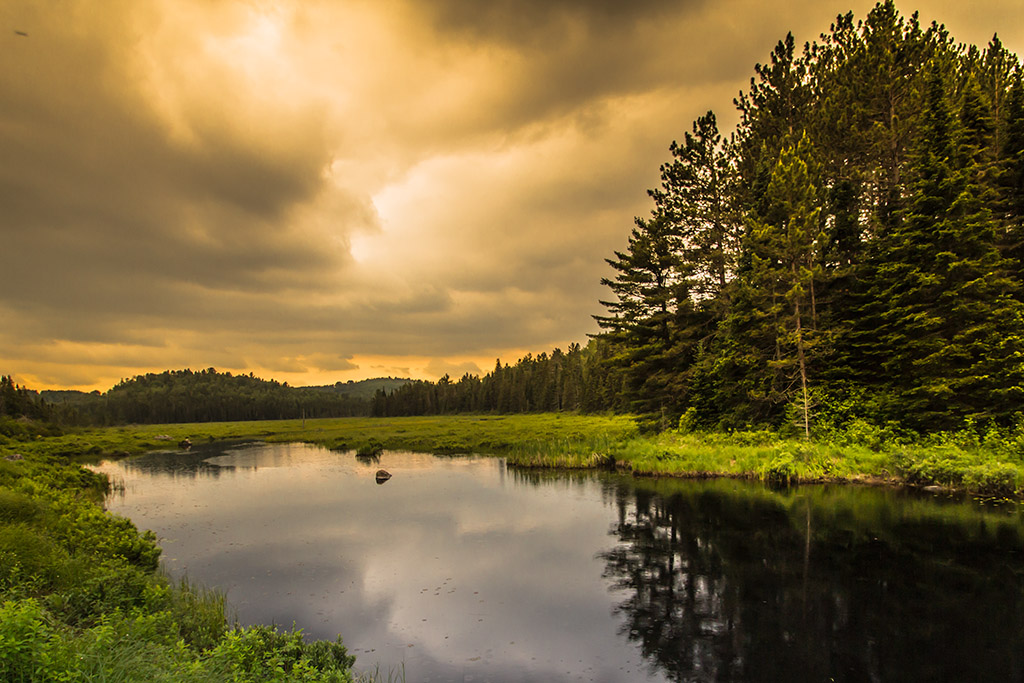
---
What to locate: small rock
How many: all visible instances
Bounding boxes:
[4,453,24,462]
[375,469,392,484]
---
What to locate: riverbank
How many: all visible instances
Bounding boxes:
[500,420,1023,498]
[4,413,1022,497]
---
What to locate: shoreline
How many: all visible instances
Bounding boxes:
[4,413,1021,499]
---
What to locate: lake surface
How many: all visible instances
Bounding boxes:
[94,441,1024,682]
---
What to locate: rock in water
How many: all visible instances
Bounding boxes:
[375,469,392,484]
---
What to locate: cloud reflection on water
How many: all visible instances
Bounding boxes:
[96,442,662,682]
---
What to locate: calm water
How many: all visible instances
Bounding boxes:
[94,442,1024,682]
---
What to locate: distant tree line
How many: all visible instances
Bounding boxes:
[369,342,622,417]
[594,1,1024,434]
[1,356,620,427]
[0,370,375,426]
[0,375,51,423]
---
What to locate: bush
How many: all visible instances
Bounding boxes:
[963,462,1021,497]
[0,599,64,682]
[0,526,62,592]
[676,408,699,434]
[760,452,797,486]
[48,492,161,571]
[0,488,44,524]
[355,439,384,458]
[204,625,355,682]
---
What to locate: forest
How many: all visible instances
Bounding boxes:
[0,372,392,427]
[592,1,1024,435]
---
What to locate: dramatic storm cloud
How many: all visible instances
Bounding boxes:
[1,0,1021,389]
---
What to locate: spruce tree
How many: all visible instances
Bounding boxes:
[999,73,1024,267]
[595,214,694,420]
[864,60,1024,426]
[721,135,825,433]
[650,111,742,306]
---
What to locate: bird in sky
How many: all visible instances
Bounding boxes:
[14,30,28,37]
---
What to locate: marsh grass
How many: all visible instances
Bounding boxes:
[354,662,406,683]
[4,412,1021,495]
[560,426,1021,496]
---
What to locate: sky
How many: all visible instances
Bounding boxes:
[2,0,1022,391]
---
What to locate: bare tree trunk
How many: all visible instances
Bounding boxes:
[809,270,818,330]
[793,264,811,439]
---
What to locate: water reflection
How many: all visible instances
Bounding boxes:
[599,480,1024,682]
[95,444,663,682]
[93,445,1024,682]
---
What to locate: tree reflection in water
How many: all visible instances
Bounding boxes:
[599,479,1024,682]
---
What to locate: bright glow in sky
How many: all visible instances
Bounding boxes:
[1,0,1021,390]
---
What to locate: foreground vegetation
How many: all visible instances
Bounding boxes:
[0,427,362,681]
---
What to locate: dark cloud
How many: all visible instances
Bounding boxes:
[422,0,704,46]
[396,0,748,142]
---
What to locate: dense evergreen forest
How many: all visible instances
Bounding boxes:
[368,342,621,417]
[593,1,1024,433]
[0,375,51,424]
[4,2,1022,436]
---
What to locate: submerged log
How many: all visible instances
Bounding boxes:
[375,469,392,484]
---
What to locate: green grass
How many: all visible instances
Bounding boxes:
[3,412,1022,496]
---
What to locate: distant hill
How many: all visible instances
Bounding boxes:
[305,377,411,401]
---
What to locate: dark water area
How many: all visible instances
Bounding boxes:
[93,442,1024,682]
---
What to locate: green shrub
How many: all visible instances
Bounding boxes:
[962,462,1021,497]
[760,452,797,486]
[0,488,44,524]
[48,493,161,571]
[0,599,63,682]
[205,625,355,682]
[58,560,154,626]
[356,439,384,458]
[676,408,699,434]
[0,526,62,591]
